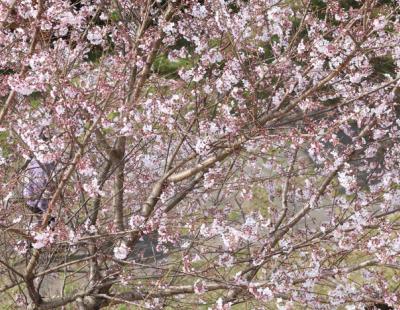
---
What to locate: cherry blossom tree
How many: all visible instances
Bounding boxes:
[0,0,400,309]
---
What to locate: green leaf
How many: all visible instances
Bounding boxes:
[110,11,121,22]
[152,54,192,78]
[28,92,42,109]
[107,111,120,121]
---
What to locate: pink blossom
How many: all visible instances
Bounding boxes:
[193,280,206,295]
[32,230,55,249]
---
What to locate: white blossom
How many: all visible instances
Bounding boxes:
[113,242,129,260]
[87,27,104,45]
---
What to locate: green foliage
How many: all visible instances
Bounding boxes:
[173,37,194,52]
[107,111,120,121]
[110,10,121,22]
[0,68,14,75]
[310,0,327,19]
[339,0,362,10]
[0,130,9,157]
[71,77,81,87]
[208,38,221,49]
[290,15,308,41]
[228,2,240,13]
[87,46,104,64]
[318,85,342,106]
[243,186,271,218]
[260,43,275,64]
[152,54,191,78]
[370,55,396,79]
[28,92,42,109]
[377,0,397,6]
[86,31,115,64]
[260,35,280,64]
[255,90,271,101]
